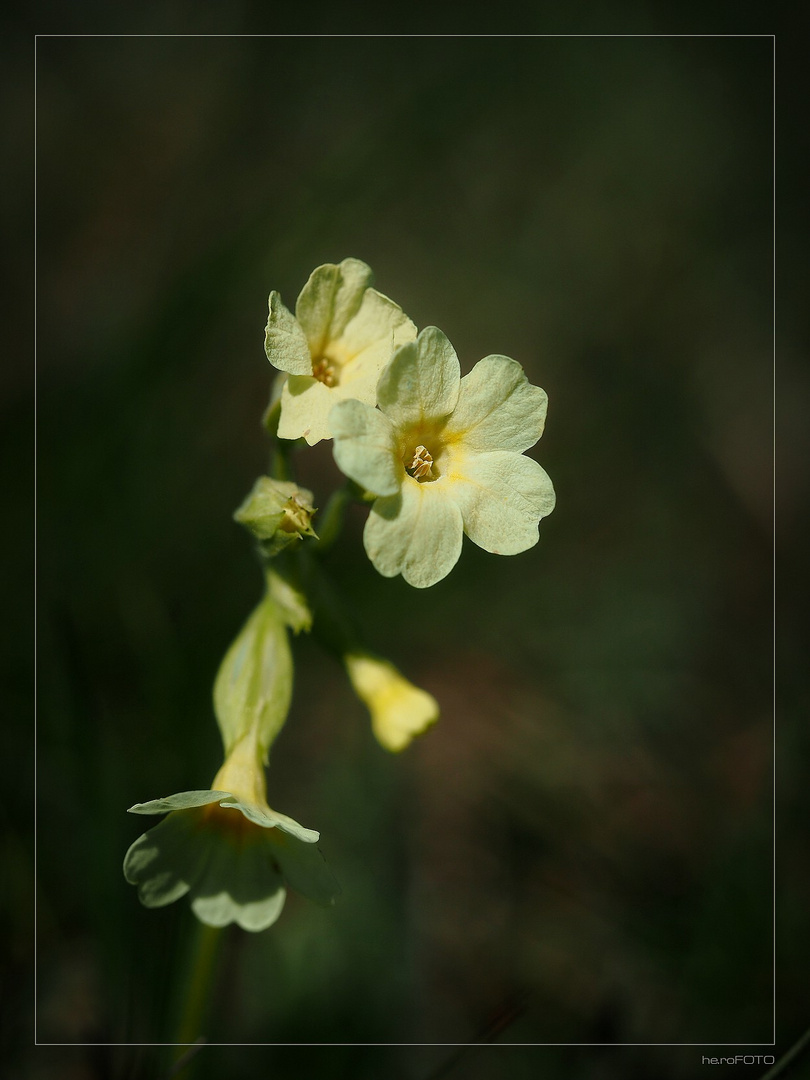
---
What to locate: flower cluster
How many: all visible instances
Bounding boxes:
[124,258,555,935]
[265,260,555,587]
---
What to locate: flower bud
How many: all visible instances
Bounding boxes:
[234,477,317,556]
[345,651,439,752]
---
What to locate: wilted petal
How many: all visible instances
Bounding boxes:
[364,478,464,589]
[450,450,556,555]
[444,355,548,453]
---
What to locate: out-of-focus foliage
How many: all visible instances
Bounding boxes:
[15,27,802,1080]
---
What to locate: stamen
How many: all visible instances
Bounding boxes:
[312,358,338,387]
[407,445,434,481]
[280,494,311,534]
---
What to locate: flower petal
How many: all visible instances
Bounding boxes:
[363,478,464,589]
[271,833,341,906]
[336,287,416,369]
[220,797,320,844]
[449,451,556,555]
[295,258,373,358]
[190,833,287,932]
[123,812,207,908]
[128,790,230,815]
[444,355,548,453]
[264,292,313,376]
[331,399,401,496]
[277,376,336,445]
[377,326,460,431]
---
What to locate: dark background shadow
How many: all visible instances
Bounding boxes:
[8,23,804,1080]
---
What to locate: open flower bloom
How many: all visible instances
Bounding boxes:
[345,651,439,752]
[264,258,416,445]
[123,735,339,932]
[330,326,556,588]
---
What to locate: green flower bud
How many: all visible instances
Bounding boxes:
[234,477,317,557]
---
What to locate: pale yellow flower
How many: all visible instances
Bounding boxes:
[264,258,416,445]
[330,326,555,588]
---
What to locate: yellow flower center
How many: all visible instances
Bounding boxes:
[280,493,313,533]
[406,444,434,481]
[312,357,339,387]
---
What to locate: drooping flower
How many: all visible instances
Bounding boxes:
[344,651,439,752]
[124,589,336,931]
[264,258,416,446]
[123,735,338,932]
[330,326,556,588]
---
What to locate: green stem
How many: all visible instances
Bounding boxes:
[169,923,223,1074]
[271,437,293,482]
[312,483,352,553]
[759,1026,810,1080]
[295,547,362,660]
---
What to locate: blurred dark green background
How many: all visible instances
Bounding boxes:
[16,29,799,1080]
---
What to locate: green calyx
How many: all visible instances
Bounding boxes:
[212,593,294,761]
[234,477,318,557]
